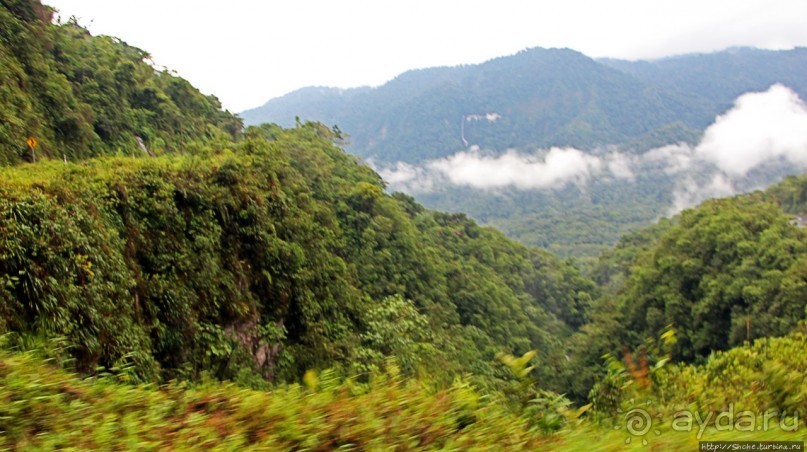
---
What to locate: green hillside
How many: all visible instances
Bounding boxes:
[600,47,807,114]
[242,47,709,163]
[243,47,807,165]
[566,177,807,401]
[0,0,602,396]
[0,122,597,388]
[2,1,807,448]
[0,0,241,165]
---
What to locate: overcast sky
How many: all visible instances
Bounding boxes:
[44,0,807,112]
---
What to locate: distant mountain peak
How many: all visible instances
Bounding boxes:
[242,47,806,164]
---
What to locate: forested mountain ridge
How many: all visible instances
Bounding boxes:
[243,46,807,262]
[242,47,806,164]
[3,1,807,448]
[0,0,241,165]
[242,47,712,163]
[600,46,807,114]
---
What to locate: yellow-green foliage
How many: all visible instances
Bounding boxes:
[657,329,807,417]
[1,337,804,450]
[588,327,807,441]
[0,347,558,450]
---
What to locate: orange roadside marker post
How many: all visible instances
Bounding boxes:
[27,136,37,162]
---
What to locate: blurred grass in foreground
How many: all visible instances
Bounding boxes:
[1,343,804,450]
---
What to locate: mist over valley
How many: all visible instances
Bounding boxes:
[245,48,807,258]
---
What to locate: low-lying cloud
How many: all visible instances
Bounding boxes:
[376,84,807,214]
[697,84,807,176]
[376,147,632,192]
[669,84,807,211]
[430,147,602,190]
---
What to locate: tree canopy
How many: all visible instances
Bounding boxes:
[0,0,241,165]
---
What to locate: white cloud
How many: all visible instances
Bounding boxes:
[605,152,636,180]
[426,148,602,190]
[696,84,807,176]
[378,146,645,193]
[375,161,436,193]
[664,84,807,213]
[378,85,807,215]
[643,143,697,175]
[670,174,736,214]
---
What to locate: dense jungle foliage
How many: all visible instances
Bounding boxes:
[564,181,807,402]
[0,0,590,392]
[0,122,597,389]
[416,168,677,264]
[2,1,807,448]
[0,0,241,165]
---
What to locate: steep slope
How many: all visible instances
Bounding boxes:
[0,0,241,165]
[601,47,807,114]
[0,123,596,387]
[243,47,708,163]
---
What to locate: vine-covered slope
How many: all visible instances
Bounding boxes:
[0,0,241,165]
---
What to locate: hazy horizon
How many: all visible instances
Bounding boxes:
[44,0,807,112]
